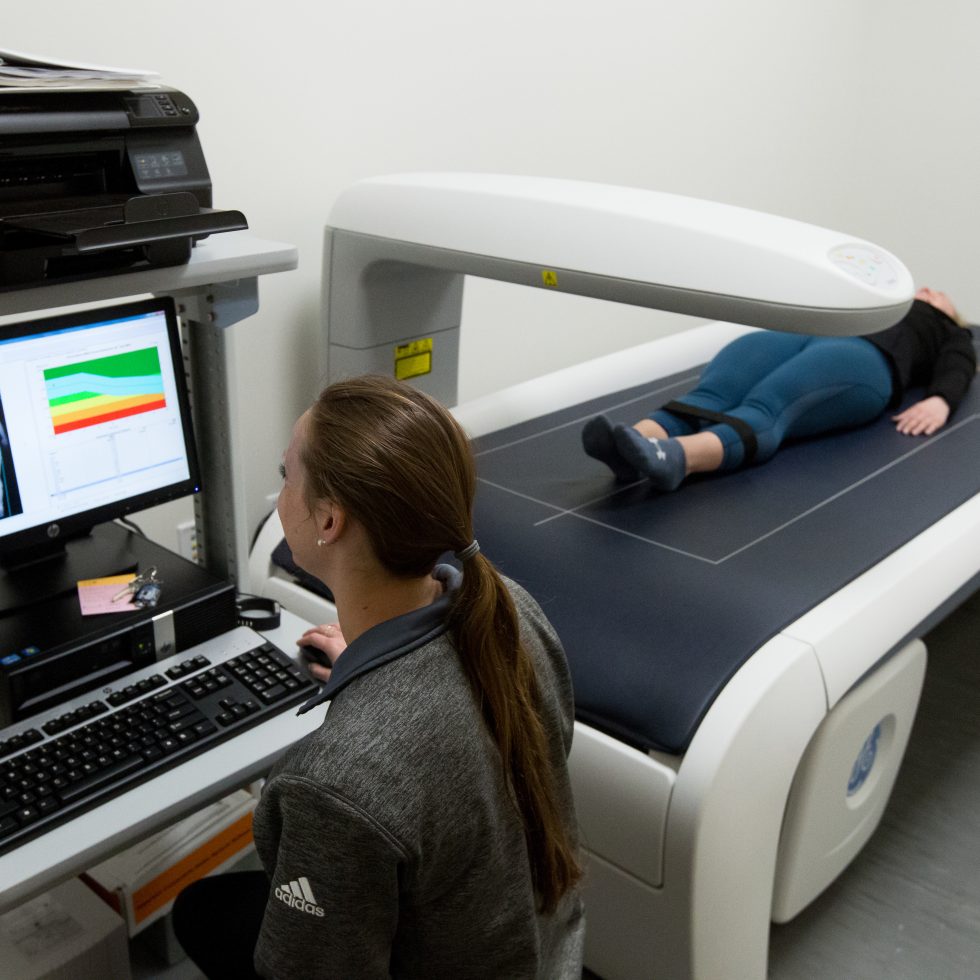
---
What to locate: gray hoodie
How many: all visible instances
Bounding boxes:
[252,568,585,979]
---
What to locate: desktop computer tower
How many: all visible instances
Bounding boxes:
[0,523,237,726]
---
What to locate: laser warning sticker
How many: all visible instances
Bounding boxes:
[395,338,433,380]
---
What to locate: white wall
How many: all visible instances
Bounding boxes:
[7,1,979,548]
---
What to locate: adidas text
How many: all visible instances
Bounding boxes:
[275,883,325,917]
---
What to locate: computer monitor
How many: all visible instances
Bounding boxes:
[0,297,200,610]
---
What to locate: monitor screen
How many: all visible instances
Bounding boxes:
[0,297,200,566]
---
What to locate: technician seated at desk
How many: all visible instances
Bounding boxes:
[173,376,586,979]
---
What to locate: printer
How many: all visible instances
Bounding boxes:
[0,88,247,287]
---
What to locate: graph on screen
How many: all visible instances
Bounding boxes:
[44,348,167,435]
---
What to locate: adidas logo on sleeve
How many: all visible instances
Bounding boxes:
[274,876,325,917]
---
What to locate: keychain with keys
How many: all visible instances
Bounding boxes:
[111,566,163,608]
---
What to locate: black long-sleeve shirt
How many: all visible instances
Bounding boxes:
[864,299,977,413]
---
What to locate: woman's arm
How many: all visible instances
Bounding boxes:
[892,395,950,436]
[253,776,404,979]
[925,328,977,418]
[896,328,977,435]
[296,623,347,682]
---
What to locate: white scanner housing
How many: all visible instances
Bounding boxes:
[324,173,914,404]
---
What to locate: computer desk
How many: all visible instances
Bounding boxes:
[0,233,298,740]
[0,231,305,911]
[0,609,322,915]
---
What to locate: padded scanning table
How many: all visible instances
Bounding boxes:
[472,353,980,755]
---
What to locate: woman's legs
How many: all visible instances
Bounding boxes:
[583,332,806,481]
[648,331,813,437]
[585,335,893,488]
[613,426,724,490]
[702,337,893,469]
[582,414,641,481]
[171,870,269,979]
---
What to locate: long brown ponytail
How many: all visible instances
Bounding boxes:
[302,376,581,912]
[449,551,582,911]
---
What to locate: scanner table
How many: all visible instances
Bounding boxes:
[471,361,980,755]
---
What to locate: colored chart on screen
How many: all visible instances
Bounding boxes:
[44,348,167,435]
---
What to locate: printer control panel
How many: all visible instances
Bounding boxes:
[124,90,197,127]
[133,150,189,182]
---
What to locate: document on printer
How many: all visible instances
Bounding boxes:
[0,48,160,90]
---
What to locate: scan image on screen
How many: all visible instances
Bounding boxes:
[0,404,22,521]
[0,297,199,564]
[45,346,168,434]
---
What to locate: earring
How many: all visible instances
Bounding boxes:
[316,538,325,547]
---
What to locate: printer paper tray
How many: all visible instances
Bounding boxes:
[0,192,249,286]
[4,204,247,253]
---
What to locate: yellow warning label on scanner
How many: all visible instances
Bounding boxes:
[395,337,433,380]
[541,269,559,287]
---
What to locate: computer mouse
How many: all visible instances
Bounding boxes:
[299,645,332,669]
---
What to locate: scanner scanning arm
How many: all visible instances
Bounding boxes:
[323,173,914,405]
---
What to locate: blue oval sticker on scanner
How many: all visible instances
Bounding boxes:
[847,722,882,796]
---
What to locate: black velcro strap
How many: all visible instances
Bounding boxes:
[235,595,281,631]
[663,400,758,464]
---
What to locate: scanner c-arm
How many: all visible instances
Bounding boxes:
[323,172,914,405]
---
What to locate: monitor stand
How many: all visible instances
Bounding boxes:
[0,523,139,617]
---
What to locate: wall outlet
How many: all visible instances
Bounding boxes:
[176,519,198,562]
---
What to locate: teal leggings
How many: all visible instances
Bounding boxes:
[651,333,894,470]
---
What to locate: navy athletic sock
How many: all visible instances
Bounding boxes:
[613,425,687,491]
[582,415,639,482]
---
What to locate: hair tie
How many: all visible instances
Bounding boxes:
[454,539,480,562]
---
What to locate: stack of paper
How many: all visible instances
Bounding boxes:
[0,48,160,91]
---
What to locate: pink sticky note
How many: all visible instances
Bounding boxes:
[77,574,138,615]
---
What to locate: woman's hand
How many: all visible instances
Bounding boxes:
[892,396,950,436]
[298,622,347,682]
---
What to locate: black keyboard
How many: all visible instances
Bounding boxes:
[0,638,316,855]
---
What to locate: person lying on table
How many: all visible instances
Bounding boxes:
[582,287,976,490]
